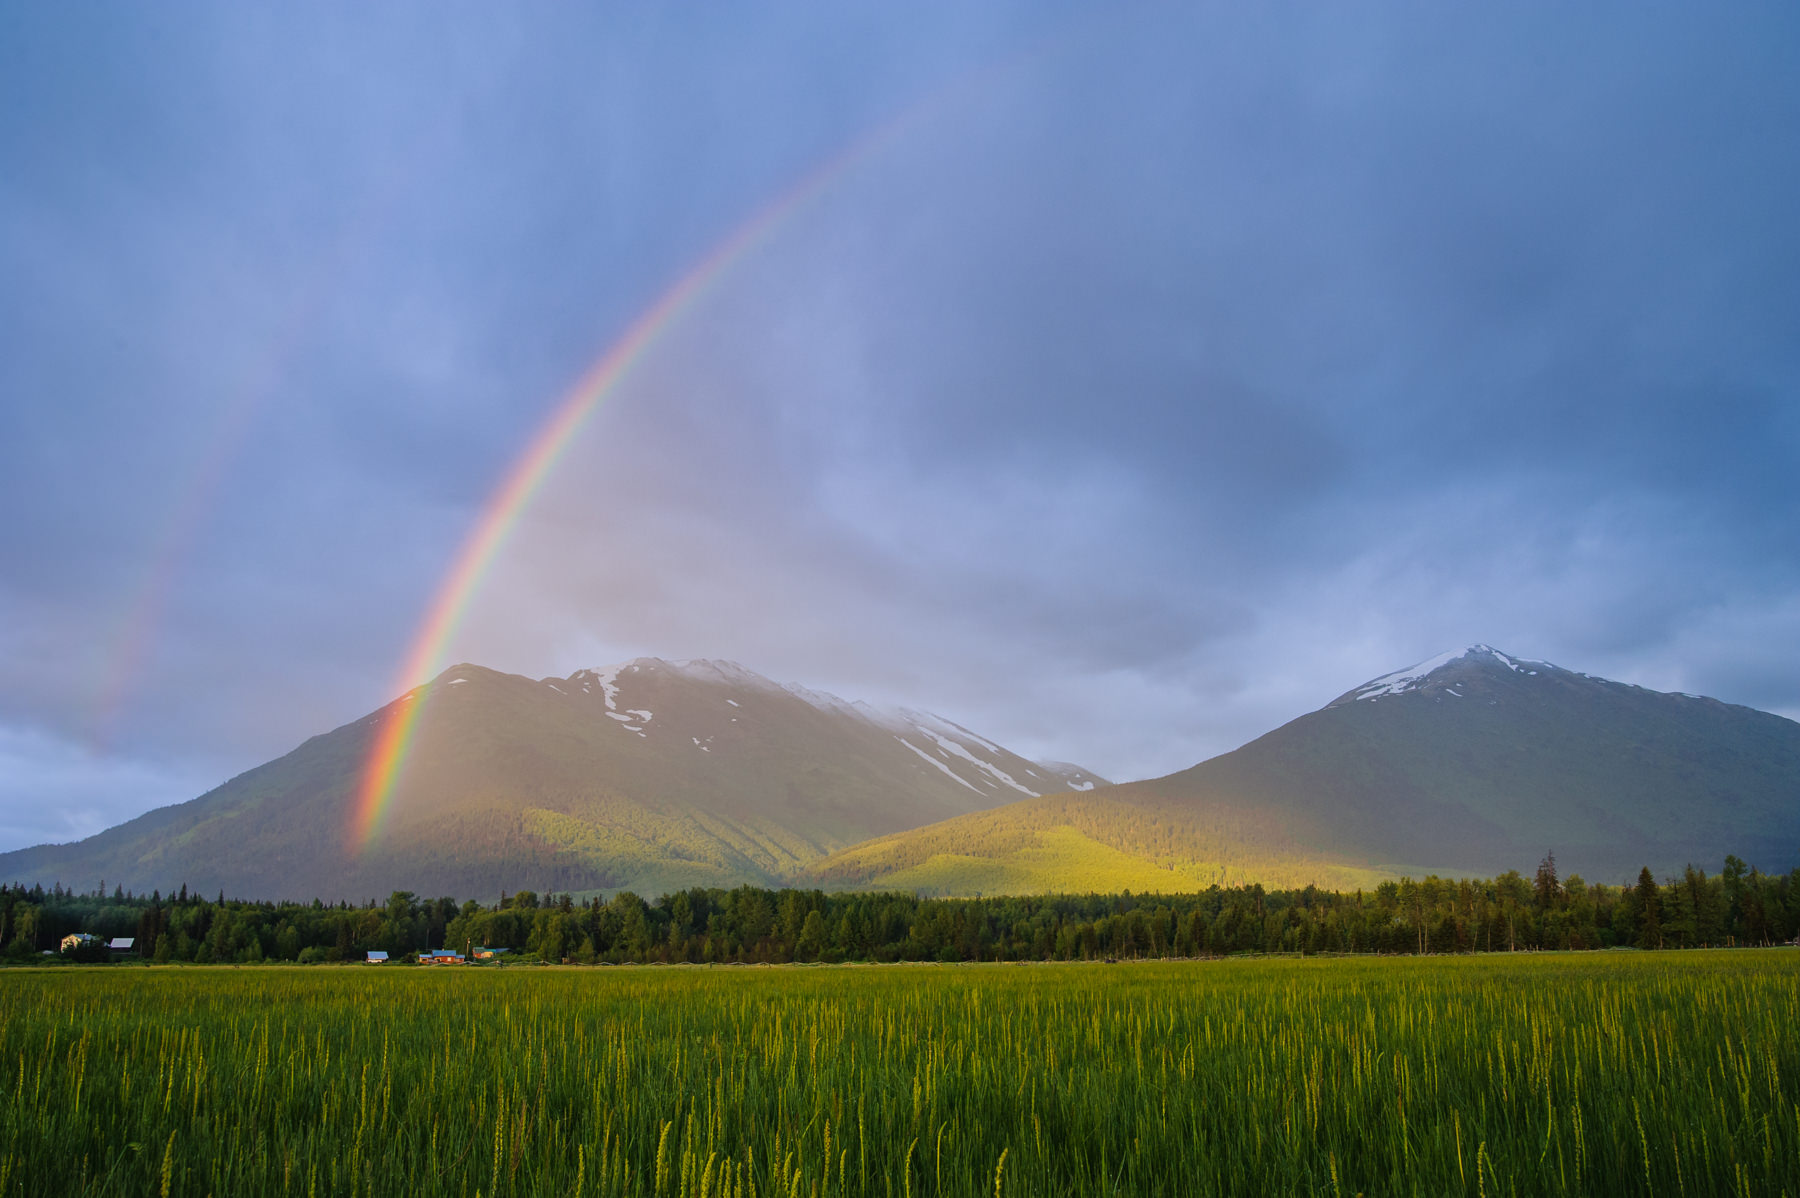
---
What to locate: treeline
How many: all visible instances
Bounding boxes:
[4,854,1797,966]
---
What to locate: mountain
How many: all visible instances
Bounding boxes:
[808,646,1800,895]
[0,659,1103,901]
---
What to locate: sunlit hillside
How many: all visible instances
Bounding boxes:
[807,793,1401,896]
[810,647,1800,896]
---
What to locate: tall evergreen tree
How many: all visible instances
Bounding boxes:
[1634,867,1662,949]
[1533,852,1560,910]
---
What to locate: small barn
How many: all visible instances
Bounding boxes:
[108,937,136,954]
[365,950,389,964]
[420,949,465,965]
[472,946,510,960]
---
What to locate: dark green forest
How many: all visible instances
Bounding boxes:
[6,854,1797,967]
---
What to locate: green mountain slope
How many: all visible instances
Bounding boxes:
[810,646,1800,895]
[0,659,1104,901]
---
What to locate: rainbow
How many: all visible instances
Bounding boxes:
[349,129,895,852]
[347,26,1079,852]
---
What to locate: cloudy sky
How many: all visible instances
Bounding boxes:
[3,5,1797,851]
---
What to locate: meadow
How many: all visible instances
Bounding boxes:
[3,952,1796,1197]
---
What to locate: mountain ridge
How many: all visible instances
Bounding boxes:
[7,645,1793,903]
[0,657,1105,900]
[809,645,1800,895]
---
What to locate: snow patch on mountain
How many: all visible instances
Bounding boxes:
[915,727,1036,795]
[1333,644,1562,705]
[906,711,1011,760]
[574,666,622,711]
[897,737,983,793]
[1347,649,1468,700]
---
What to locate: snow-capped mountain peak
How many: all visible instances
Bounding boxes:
[1330,644,1558,706]
[506,657,1106,800]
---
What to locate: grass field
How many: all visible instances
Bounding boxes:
[4,952,1797,1196]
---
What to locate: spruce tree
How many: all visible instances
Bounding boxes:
[1634,867,1662,949]
[1533,852,1560,910]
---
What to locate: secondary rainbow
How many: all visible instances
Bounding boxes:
[349,134,887,851]
[91,150,439,750]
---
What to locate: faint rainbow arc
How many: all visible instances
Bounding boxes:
[89,138,447,750]
[349,131,892,852]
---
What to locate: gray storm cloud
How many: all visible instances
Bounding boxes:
[1,4,1796,848]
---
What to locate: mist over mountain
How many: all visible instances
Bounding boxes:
[812,646,1800,895]
[0,659,1102,901]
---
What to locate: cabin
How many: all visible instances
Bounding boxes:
[420,949,465,965]
[472,946,510,960]
[108,937,136,954]
[59,933,99,953]
[365,950,389,964]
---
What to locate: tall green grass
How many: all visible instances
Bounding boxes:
[3,952,1796,1196]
